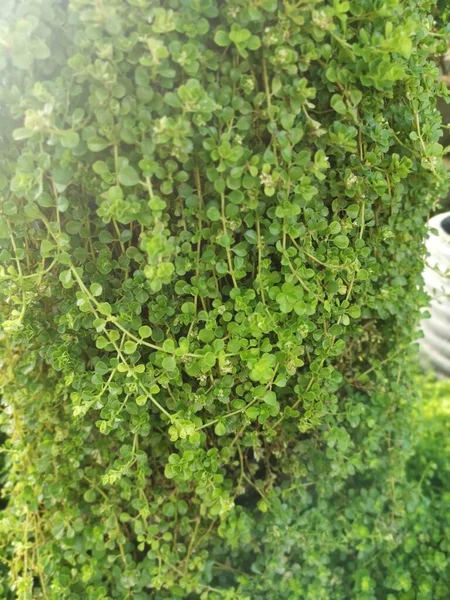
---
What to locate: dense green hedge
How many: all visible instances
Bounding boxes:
[0,0,449,598]
[404,379,450,599]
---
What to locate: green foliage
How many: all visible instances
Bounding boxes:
[0,433,12,599]
[224,377,450,600]
[0,0,448,598]
[403,379,450,598]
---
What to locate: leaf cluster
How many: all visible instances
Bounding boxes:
[0,0,448,598]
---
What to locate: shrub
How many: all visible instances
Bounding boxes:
[402,379,450,600]
[0,0,448,598]
[0,434,11,599]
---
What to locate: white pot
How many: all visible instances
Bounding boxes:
[420,211,450,377]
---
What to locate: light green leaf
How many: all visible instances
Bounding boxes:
[334,235,349,249]
[214,422,227,436]
[139,326,152,338]
[90,283,103,297]
[87,137,110,152]
[214,30,230,47]
[118,165,140,186]
[124,341,137,354]
[61,131,80,149]
[162,356,176,371]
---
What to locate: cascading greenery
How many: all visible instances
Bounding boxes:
[0,0,449,598]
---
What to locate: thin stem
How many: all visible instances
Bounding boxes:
[68,263,202,357]
[255,216,266,304]
[220,193,238,288]
[196,398,258,431]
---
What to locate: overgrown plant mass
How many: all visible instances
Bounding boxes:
[0,0,449,598]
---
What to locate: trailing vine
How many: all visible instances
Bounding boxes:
[0,0,449,598]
